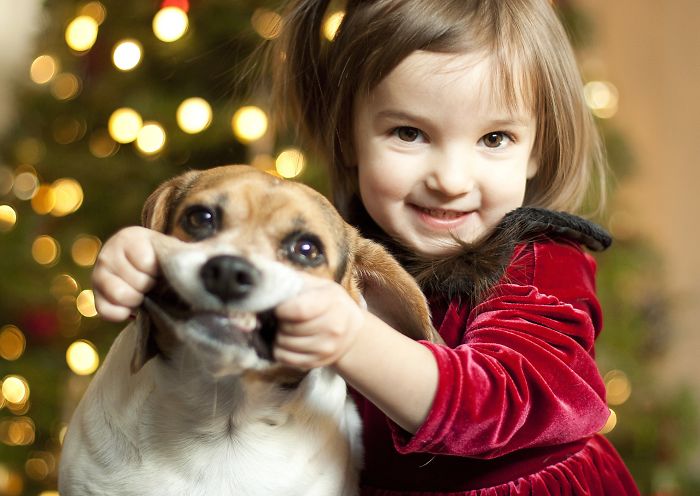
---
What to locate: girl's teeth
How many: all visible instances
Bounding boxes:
[424,208,464,219]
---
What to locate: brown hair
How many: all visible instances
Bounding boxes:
[270,0,606,217]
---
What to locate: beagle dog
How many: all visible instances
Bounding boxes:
[59,165,438,496]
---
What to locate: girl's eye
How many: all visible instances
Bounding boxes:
[394,126,424,143]
[481,132,511,148]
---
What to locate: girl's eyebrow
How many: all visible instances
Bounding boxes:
[374,110,422,122]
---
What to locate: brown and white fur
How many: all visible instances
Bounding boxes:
[59,165,438,496]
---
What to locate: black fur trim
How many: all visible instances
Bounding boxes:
[349,200,611,306]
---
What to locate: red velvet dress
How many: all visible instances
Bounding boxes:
[354,237,639,495]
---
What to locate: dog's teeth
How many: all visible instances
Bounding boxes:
[227,311,257,332]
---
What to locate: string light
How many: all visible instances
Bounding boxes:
[1,376,29,405]
[0,166,13,195]
[251,9,283,39]
[50,73,82,100]
[276,148,305,178]
[584,80,619,119]
[0,326,25,361]
[323,11,345,41]
[30,185,55,215]
[112,39,143,71]
[15,138,45,165]
[77,290,98,318]
[108,108,143,143]
[153,7,189,42]
[79,1,107,25]
[71,235,101,267]
[12,171,39,200]
[89,129,119,158]
[52,115,86,144]
[66,340,99,375]
[599,408,617,435]
[176,97,212,134]
[50,274,80,299]
[0,205,17,232]
[65,16,99,52]
[232,106,268,143]
[30,55,59,85]
[135,122,167,155]
[50,178,84,217]
[32,235,60,266]
[604,370,632,406]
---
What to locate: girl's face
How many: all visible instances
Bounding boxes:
[352,51,539,256]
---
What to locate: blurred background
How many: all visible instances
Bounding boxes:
[0,0,698,494]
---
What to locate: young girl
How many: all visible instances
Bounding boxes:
[92,0,640,494]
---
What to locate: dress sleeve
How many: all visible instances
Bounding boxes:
[392,239,610,459]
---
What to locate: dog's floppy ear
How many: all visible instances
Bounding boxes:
[350,234,442,344]
[141,170,200,232]
[130,312,158,373]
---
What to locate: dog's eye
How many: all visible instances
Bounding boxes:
[284,233,325,267]
[182,205,217,238]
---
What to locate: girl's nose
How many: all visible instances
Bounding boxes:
[425,149,476,197]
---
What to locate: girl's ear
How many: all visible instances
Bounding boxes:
[526,156,540,179]
[346,234,442,344]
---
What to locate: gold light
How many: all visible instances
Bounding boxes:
[50,274,80,299]
[66,340,99,375]
[71,235,101,267]
[323,11,345,41]
[50,73,82,100]
[276,148,305,178]
[584,80,619,119]
[0,464,23,495]
[1,376,29,405]
[25,457,50,481]
[599,408,617,435]
[32,235,60,266]
[108,108,143,144]
[77,290,98,318]
[30,55,59,84]
[232,106,268,143]
[176,97,212,134]
[89,129,119,158]
[0,205,17,232]
[15,138,45,165]
[153,7,189,42]
[112,39,143,71]
[135,122,167,155]
[51,178,84,216]
[65,15,99,52]
[52,115,86,144]
[12,171,39,200]
[604,370,632,406]
[79,1,107,25]
[0,166,13,195]
[0,326,25,361]
[31,185,55,215]
[0,417,36,446]
[251,9,283,40]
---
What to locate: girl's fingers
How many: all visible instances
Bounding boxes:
[93,289,133,322]
[93,270,148,308]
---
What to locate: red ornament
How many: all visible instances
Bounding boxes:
[20,307,60,343]
[160,0,190,12]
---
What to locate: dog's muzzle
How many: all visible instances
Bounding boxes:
[143,263,279,362]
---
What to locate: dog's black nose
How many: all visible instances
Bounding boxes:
[200,255,260,302]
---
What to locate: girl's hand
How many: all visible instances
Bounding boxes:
[274,275,366,370]
[92,226,159,322]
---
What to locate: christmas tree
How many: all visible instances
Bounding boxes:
[0,1,697,494]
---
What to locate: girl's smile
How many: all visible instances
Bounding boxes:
[353,51,539,256]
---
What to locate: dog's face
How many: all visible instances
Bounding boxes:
[134,165,438,377]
